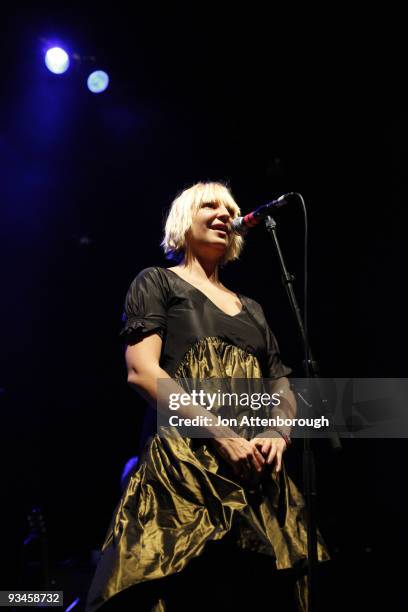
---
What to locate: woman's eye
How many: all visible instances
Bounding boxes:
[201,202,234,215]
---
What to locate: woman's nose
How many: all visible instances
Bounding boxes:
[217,206,231,220]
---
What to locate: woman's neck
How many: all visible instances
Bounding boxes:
[177,254,220,284]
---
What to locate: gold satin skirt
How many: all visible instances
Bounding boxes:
[86,338,329,612]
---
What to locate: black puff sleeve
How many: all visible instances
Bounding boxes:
[120,267,169,344]
[246,299,292,379]
[264,321,292,379]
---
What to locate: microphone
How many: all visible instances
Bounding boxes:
[231,192,297,235]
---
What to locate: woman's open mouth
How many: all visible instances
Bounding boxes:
[211,225,228,235]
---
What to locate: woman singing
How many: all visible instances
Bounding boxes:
[86,182,328,612]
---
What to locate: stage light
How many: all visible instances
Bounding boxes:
[44,47,70,74]
[87,70,109,93]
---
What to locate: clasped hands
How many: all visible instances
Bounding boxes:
[211,430,287,487]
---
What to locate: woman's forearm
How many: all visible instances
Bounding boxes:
[265,377,296,438]
[127,366,237,439]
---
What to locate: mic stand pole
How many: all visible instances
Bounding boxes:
[264,215,320,612]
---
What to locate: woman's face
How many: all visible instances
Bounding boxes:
[186,199,234,259]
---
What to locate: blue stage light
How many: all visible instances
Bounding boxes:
[87,70,109,93]
[44,47,70,74]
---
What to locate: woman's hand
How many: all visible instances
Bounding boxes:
[210,436,265,485]
[249,432,287,473]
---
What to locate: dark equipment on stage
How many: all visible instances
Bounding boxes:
[242,192,342,611]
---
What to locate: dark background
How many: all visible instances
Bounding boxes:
[1,5,407,609]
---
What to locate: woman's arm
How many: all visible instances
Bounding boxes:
[249,376,296,472]
[125,334,265,483]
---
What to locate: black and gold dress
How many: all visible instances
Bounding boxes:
[86,267,329,612]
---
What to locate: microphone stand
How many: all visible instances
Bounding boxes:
[264,214,323,612]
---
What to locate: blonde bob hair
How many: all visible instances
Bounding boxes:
[161,182,244,264]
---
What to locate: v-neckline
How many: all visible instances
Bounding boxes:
[162,267,245,318]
